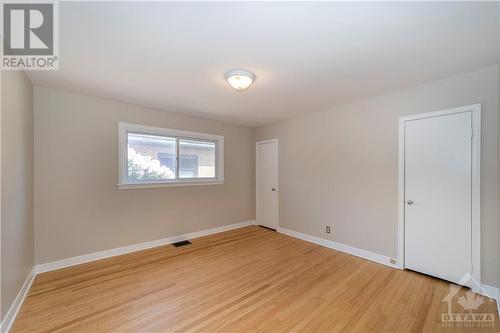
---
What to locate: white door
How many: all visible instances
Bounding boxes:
[404,111,472,286]
[256,140,278,229]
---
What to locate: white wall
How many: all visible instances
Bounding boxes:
[256,65,499,286]
[34,87,255,265]
[1,71,34,319]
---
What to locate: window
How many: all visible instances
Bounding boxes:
[118,123,224,188]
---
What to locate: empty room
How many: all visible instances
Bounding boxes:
[2,1,500,332]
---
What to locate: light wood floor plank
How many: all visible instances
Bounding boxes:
[11,226,499,332]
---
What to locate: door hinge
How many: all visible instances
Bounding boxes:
[470,128,473,139]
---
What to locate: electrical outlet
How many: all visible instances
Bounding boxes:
[325,226,331,234]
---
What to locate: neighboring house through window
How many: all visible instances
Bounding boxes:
[118,122,224,188]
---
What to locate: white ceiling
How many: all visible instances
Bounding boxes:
[27,2,499,127]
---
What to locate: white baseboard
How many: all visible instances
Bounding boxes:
[479,284,500,319]
[36,220,255,274]
[277,226,398,269]
[479,284,499,300]
[1,267,36,333]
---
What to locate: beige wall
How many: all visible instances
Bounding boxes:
[256,65,499,286]
[34,87,255,265]
[498,65,500,292]
[1,71,34,319]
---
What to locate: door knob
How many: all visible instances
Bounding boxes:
[272,188,276,191]
[407,200,413,205]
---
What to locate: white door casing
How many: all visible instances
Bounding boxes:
[256,139,279,229]
[398,104,481,292]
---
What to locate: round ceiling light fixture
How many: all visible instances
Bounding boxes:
[225,69,255,91]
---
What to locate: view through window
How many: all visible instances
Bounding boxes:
[119,123,223,187]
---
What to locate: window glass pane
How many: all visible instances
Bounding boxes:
[127,133,176,181]
[179,139,216,178]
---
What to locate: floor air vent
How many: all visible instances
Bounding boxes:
[172,240,191,247]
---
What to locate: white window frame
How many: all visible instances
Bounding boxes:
[118,122,224,189]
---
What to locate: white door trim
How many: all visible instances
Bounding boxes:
[397,104,481,292]
[256,139,279,145]
[256,139,279,229]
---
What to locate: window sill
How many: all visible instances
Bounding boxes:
[117,180,224,190]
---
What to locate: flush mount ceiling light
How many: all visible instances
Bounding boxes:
[225,69,255,91]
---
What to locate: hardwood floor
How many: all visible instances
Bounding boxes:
[12,226,499,332]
